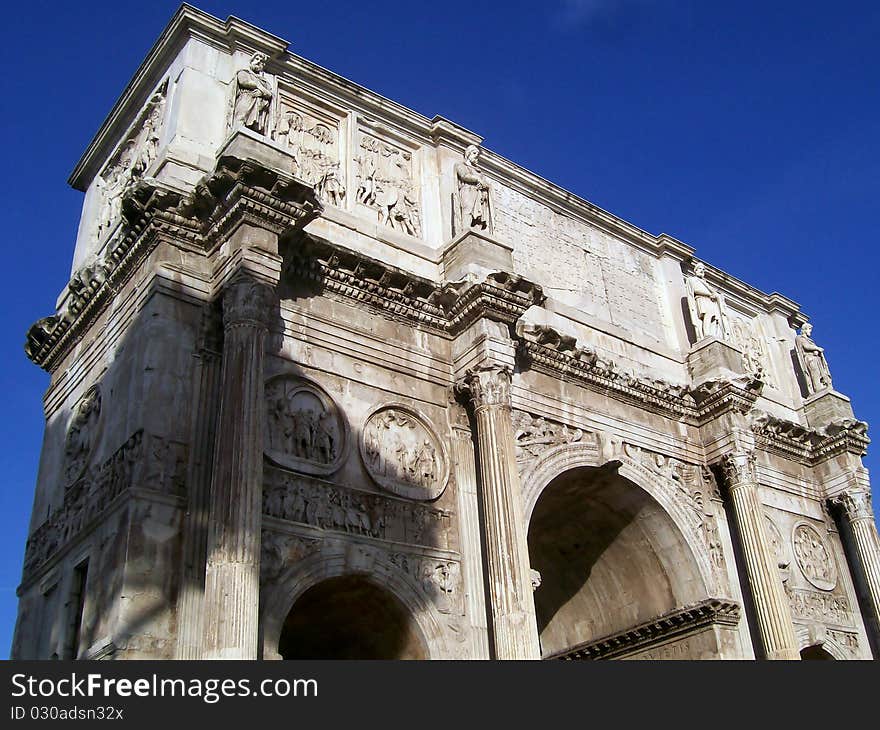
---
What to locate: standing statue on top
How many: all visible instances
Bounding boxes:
[686,261,730,341]
[453,145,493,235]
[795,322,833,394]
[231,52,274,135]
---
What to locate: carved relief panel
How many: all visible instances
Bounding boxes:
[361,406,448,501]
[355,128,421,237]
[791,522,837,591]
[263,466,453,550]
[94,81,168,244]
[64,385,103,487]
[264,376,346,476]
[729,315,774,386]
[272,93,345,206]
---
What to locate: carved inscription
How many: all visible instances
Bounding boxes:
[263,466,452,549]
[264,376,345,476]
[361,407,447,500]
[792,523,837,591]
[355,132,420,236]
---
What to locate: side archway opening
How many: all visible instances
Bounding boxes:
[277,575,428,659]
[528,465,708,658]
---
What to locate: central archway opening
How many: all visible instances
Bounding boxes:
[527,465,706,658]
[278,575,427,659]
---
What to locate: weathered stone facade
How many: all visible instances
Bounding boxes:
[12,6,880,660]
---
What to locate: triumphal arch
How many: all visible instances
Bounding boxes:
[12,6,880,660]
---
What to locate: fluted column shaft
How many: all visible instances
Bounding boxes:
[201,277,273,660]
[449,413,491,659]
[176,308,223,659]
[722,452,800,660]
[833,489,880,636]
[463,366,540,660]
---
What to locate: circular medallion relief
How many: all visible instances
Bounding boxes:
[264,375,346,475]
[64,384,102,487]
[360,405,448,501]
[792,522,837,591]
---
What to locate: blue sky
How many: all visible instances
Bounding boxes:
[1,0,877,656]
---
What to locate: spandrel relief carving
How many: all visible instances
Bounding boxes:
[510,410,593,464]
[93,83,167,244]
[685,261,730,342]
[792,522,837,591]
[262,466,452,549]
[264,376,346,476]
[361,407,447,501]
[231,52,273,135]
[355,133,420,237]
[274,105,345,205]
[453,145,493,235]
[260,531,321,584]
[64,385,102,487]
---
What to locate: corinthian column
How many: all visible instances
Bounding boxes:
[832,488,880,635]
[721,451,800,660]
[460,365,540,660]
[201,276,274,660]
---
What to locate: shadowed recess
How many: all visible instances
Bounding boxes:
[527,465,705,657]
[278,575,427,659]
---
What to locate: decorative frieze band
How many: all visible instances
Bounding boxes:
[262,465,454,551]
[22,430,187,579]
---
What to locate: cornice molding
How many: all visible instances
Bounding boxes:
[751,411,870,466]
[547,598,741,660]
[26,157,320,372]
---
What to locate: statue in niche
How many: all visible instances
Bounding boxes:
[231,52,273,134]
[453,144,493,235]
[795,322,832,394]
[686,261,730,341]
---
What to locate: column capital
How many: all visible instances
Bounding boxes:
[718,450,757,489]
[457,364,512,410]
[222,275,275,330]
[831,488,874,523]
